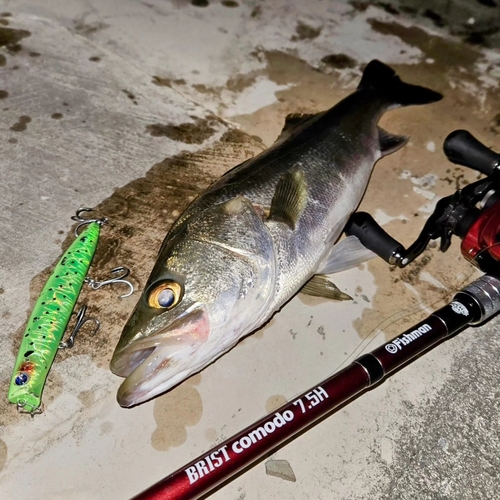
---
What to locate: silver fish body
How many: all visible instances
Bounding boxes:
[111,61,442,407]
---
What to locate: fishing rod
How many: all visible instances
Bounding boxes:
[131,130,500,500]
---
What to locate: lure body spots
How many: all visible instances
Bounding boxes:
[8,222,101,412]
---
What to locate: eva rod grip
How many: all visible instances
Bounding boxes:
[345,212,404,263]
[443,130,500,176]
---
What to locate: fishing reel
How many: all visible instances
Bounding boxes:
[346,130,500,276]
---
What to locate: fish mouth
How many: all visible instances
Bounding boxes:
[110,304,209,408]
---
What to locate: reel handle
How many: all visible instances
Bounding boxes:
[345,212,405,265]
[443,129,500,176]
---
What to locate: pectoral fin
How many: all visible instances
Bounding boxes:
[300,275,352,301]
[317,235,376,274]
[268,168,308,230]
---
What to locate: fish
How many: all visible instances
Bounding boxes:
[110,60,442,407]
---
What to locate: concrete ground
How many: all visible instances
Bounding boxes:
[1,0,500,499]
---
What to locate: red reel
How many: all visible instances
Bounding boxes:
[461,198,500,265]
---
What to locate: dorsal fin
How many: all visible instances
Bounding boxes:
[268,168,308,230]
[275,113,318,142]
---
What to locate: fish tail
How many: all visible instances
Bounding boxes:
[357,60,443,106]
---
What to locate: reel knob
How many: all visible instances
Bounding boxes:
[444,130,500,176]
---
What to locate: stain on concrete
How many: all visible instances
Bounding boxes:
[73,21,109,36]
[358,1,500,48]
[204,427,218,442]
[8,137,17,144]
[230,51,342,145]
[0,18,9,26]
[317,325,326,340]
[122,89,138,105]
[0,12,12,17]
[100,421,113,434]
[0,439,7,474]
[440,166,470,191]
[78,390,95,408]
[145,116,219,144]
[368,20,481,71]
[89,56,101,62]
[291,21,322,41]
[226,73,258,93]
[51,112,63,119]
[152,76,186,87]
[0,26,30,54]
[466,30,497,47]
[0,54,5,66]
[356,252,475,345]
[400,248,433,285]
[221,0,239,7]
[42,364,65,405]
[265,394,287,413]
[376,1,400,15]
[29,51,40,57]
[251,5,262,17]
[10,115,31,132]
[0,90,8,99]
[423,8,447,28]
[491,112,500,133]
[151,375,203,451]
[321,53,357,69]
[349,1,369,12]
[191,0,209,7]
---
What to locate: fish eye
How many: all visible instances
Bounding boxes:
[148,281,183,309]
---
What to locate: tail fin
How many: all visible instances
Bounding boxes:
[358,60,442,106]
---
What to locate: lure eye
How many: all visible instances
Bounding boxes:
[15,373,29,386]
[148,281,182,309]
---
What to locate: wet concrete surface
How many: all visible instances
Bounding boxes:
[1,1,500,499]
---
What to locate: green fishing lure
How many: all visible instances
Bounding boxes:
[8,217,103,414]
[8,208,133,415]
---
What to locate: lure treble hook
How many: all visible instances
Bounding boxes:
[59,305,100,349]
[17,401,44,418]
[85,266,134,298]
[71,207,108,236]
